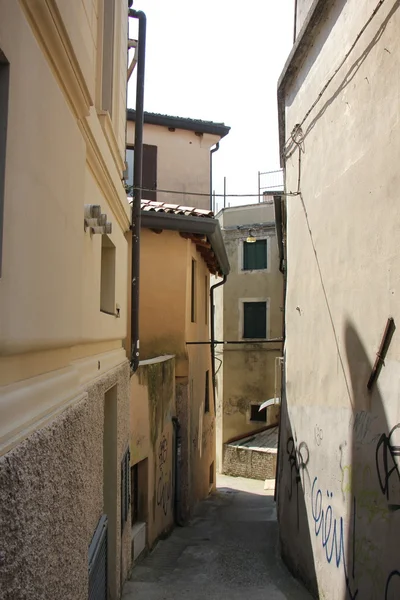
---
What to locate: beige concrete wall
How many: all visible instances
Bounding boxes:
[278,1,400,598]
[130,356,176,549]
[0,361,130,600]
[127,121,220,209]
[215,204,283,471]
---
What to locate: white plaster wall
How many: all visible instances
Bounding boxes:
[127,121,221,210]
[278,0,400,598]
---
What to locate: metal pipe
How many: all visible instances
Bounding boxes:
[223,177,226,208]
[210,143,219,211]
[129,9,146,372]
[210,275,228,410]
[172,416,184,526]
[367,317,396,390]
[186,339,283,345]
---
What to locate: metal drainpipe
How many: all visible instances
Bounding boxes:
[209,142,220,211]
[129,8,146,372]
[172,417,184,526]
[210,275,227,409]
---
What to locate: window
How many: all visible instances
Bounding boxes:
[102,0,115,114]
[250,404,267,423]
[125,144,157,201]
[191,259,196,322]
[243,301,267,339]
[209,462,214,485]
[243,239,267,270]
[204,275,208,324]
[205,370,210,413]
[0,50,9,277]
[100,235,116,314]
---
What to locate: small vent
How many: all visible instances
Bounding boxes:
[88,514,108,600]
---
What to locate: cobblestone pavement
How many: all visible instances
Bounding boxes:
[122,474,312,600]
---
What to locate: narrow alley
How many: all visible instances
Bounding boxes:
[123,476,312,600]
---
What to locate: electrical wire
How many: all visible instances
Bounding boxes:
[283,0,388,158]
[127,186,300,199]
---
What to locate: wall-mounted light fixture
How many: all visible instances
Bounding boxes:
[246,229,257,243]
[84,205,112,235]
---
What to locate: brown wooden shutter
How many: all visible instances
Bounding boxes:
[142,144,157,201]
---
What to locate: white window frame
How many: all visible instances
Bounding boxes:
[238,297,270,341]
[238,236,270,274]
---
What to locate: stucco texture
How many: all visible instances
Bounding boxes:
[278,0,400,598]
[130,357,176,548]
[0,361,130,600]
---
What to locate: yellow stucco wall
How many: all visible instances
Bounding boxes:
[0,0,130,455]
[130,356,176,549]
[126,121,221,210]
[139,227,216,513]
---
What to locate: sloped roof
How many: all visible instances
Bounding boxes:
[128,199,229,276]
[141,200,214,218]
[127,110,230,138]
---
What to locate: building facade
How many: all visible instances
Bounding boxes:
[129,199,229,536]
[214,202,284,475]
[0,2,131,598]
[277,1,400,598]
[126,111,230,210]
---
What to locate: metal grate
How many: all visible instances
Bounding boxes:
[88,514,108,600]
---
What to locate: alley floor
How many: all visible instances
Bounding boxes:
[122,475,312,600]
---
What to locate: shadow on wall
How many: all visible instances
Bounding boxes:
[343,321,400,600]
[276,360,319,597]
[278,320,400,599]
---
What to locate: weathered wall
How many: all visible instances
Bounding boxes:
[278,0,400,598]
[223,445,276,480]
[215,204,283,471]
[0,361,130,600]
[126,121,220,210]
[130,356,176,549]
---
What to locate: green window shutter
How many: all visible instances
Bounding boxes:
[243,302,267,338]
[243,240,267,270]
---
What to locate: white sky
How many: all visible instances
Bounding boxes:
[128,1,294,213]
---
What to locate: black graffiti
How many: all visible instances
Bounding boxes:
[157,471,171,516]
[156,434,171,516]
[286,436,309,530]
[158,435,168,470]
[385,570,400,600]
[375,423,400,501]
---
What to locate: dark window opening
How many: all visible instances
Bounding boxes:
[209,462,214,485]
[205,370,210,413]
[131,458,148,526]
[0,49,10,277]
[191,259,196,322]
[243,239,267,270]
[243,301,267,339]
[125,144,157,201]
[121,447,130,529]
[250,404,267,422]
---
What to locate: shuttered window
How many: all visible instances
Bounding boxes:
[125,144,157,200]
[243,239,267,270]
[243,301,267,339]
[121,447,130,529]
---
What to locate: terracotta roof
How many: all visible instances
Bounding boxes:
[141,200,214,218]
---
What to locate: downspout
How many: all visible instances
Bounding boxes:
[209,143,220,211]
[172,417,184,526]
[210,275,227,408]
[129,8,146,372]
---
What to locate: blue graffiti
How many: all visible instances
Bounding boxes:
[311,477,358,600]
